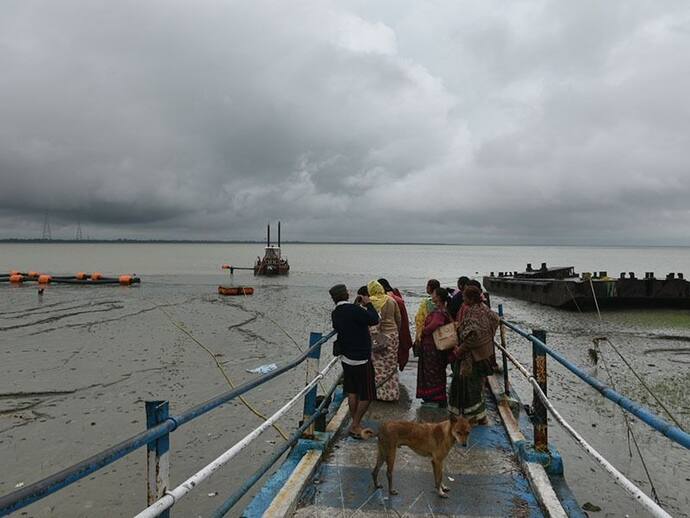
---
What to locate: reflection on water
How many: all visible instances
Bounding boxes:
[1,243,689,517]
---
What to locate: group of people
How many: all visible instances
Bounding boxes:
[329,276,499,438]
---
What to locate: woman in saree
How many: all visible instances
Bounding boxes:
[414,279,440,348]
[448,285,500,424]
[377,278,413,371]
[367,280,401,401]
[416,287,451,407]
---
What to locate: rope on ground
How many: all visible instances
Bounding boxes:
[493,339,673,518]
[592,338,662,503]
[585,280,663,502]
[234,289,330,394]
[157,306,289,440]
[134,355,340,518]
[602,336,684,430]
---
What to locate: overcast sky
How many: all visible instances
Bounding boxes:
[1,1,689,244]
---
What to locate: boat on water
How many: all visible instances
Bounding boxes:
[254,222,290,276]
[483,262,690,309]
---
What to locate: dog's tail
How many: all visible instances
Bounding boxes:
[360,428,377,439]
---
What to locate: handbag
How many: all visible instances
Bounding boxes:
[332,338,341,357]
[432,318,458,351]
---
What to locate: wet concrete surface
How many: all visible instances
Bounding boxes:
[294,369,543,517]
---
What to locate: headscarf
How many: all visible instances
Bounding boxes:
[377,278,394,293]
[367,280,389,312]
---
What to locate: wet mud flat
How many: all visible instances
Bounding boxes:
[0,276,337,517]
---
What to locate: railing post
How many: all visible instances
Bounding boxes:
[146,401,170,518]
[532,330,548,452]
[498,304,509,396]
[303,332,322,437]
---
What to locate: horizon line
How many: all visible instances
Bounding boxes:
[0,238,689,248]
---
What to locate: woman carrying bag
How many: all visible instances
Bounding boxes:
[416,287,452,407]
[448,285,500,424]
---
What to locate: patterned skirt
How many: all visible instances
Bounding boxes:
[416,340,448,402]
[448,358,493,420]
[371,332,400,401]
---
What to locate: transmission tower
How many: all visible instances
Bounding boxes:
[41,213,52,240]
[76,217,83,241]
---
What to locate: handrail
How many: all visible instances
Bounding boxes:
[0,330,336,517]
[211,373,344,517]
[501,318,690,450]
[493,337,673,518]
[134,355,341,518]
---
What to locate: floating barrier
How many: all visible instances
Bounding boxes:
[0,272,140,286]
[218,286,254,296]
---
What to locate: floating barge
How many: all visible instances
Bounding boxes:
[483,263,690,310]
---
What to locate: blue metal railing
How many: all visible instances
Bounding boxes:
[0,330,336,517]
[211,372,343,517]
[501,317,690,450]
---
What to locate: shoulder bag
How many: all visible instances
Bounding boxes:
[432,312,458,351]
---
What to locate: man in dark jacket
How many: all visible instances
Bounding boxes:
[330,283,379,439]
[448,276,470,319]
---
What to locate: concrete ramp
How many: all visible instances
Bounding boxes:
[292,368,545,517]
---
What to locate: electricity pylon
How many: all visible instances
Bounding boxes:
[41,213,52,240]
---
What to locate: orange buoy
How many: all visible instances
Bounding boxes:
[38,274,52,284]
[118,275,133,285]
[9,274,23,283]
[27,271,40,279]
[91,272,103,281]
[75,272,88,280]
[10,270,21,276]
[218,286,254,296]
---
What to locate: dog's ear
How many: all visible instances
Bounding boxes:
[448,413,457,423]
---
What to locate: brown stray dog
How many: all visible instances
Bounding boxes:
[364,415,472,498]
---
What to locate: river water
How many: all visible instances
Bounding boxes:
[1,243,689,517]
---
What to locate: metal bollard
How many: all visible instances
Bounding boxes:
[145,401,170,518]
[303,332,323,437]
[498,304,509,396]
[532,330,548,452]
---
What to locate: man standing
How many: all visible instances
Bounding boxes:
[330,283,379,439]
[448,276,470,319]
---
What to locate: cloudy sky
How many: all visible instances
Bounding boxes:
[1,1,689,244]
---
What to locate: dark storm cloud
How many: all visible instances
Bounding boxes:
[1,1,689,243]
